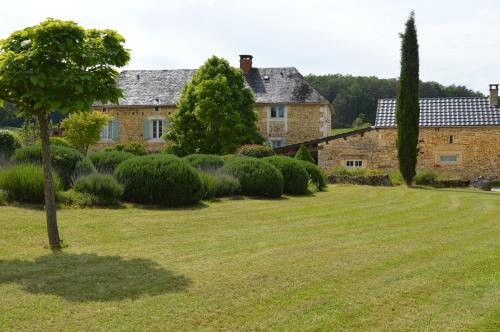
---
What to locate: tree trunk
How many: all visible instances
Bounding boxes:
[37,111,61,250]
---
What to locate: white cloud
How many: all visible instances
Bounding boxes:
[1,0,499,92]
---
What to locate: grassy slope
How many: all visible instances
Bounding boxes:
[331,127,357,135]
[0,186,499,331]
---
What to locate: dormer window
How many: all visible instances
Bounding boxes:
[263,75,270,81]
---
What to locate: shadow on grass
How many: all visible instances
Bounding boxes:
[410,185,499,196]
[0,253,190,302]
[129,201,209,211]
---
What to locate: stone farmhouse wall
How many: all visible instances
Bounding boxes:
[255,103,331,146]
[92,102,331,152]
[318,126,500,180]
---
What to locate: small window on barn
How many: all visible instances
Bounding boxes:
[448,135,455,144]
[345,160,363,168]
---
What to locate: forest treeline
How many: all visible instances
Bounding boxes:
[305,74,483,128]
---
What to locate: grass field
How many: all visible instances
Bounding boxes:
[1,185,499,331]
[331,127,357,135]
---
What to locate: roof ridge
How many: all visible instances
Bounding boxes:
[379,96,486,101]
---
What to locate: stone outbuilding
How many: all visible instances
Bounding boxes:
[277,85,500,180]
[92,55,332,151]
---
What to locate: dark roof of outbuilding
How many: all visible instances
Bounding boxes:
[94,67,328,107]
[375,97,500,128]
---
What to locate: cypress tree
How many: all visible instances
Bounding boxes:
[294,144,315,164]
[396,11,420,186]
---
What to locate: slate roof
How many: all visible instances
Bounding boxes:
[375,97,500,128]
[95,67,328,107]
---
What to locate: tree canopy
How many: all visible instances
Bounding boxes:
[165,56,263,155]
[60,110,109,155]
[0,18,130,249]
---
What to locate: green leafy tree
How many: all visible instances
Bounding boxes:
[294,144,315,164]
[60,110,109,155]
[352,113,371,128]
[166,56,263,155]
[0,18,130,249]
[396,12,420,186]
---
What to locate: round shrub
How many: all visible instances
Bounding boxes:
[221,154,238,162]
[0,130,21,159]
[200,173,217,199]
[294,144,315,164]
[88,150,136,173]
[414,171,438,185]
[12,144,94,189]
[0,164,61,204]
[74,174,123,206]
[221,157,283,198]
[298,160,326,190]
[183,154,224,171]
[114,154,204,206]
[263,156,309,195]
[36,136,71,148]
[213,174,241,197]
[105,143,147,156]
[237,144,275,158]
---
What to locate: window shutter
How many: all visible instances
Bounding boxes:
[144,119,150,140]
[112,120,120,141]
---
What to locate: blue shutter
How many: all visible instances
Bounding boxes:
[112,120,120,141]
[144,119,150,140]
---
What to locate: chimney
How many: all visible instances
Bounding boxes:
[489,84,499,106]
[239,54,253,74]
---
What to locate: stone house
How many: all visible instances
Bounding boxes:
[92,55,331,151]
[277,85,500,180]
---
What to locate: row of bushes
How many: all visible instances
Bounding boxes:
[0,144,327,207]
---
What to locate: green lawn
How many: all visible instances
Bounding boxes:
[0,126,20,134]
[1,186,499,331]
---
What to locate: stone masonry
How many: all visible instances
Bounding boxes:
[318,126,500,180]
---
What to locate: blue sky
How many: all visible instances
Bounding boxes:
[2,0,498,92]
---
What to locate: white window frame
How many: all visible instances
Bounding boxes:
[267,105,288,133]
[345,160,363,168]
[436,151,461,165]
[270,138,286,149]
[100,120,113,141]
[148,116,166,142]
[438,154,459,164]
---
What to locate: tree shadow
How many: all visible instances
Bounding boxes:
[0,253,190,302]
[130,201,209,211]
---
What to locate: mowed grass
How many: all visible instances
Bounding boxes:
[0,185,499,331]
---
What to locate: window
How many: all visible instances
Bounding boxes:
[439,154,459,164]
[154,106,160,112]
[448,135,455,144]
[270,105,285,119]
[345,160,363,168]
[151,119,163,139]
[271,140,285,148]
[100,121,113,140]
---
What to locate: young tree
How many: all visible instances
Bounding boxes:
[166,56,263,155]
[60,110,109,155]
[396,12,420,186]
[0,19,129,249]
[294,144,315,164]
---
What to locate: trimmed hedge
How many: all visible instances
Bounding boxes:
[88,150,136,173]
[213,175,240,197]
[294,145,315,164]
[414,171,438,185]
[237,144,275,158]
[297,160,326,190]
[183,154,224,171]
[74,174,123,206]
[263,156,309,195]
[221,157,283,198]
[114,154,204,206]
[0,130,21,159]
[12,144,95,188]
[0,164,61,204]
[105,143,147,156]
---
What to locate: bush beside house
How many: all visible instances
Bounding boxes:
[263,156,309,195]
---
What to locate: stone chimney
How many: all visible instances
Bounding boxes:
[489,84,499,106]
[239,55,253,74]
